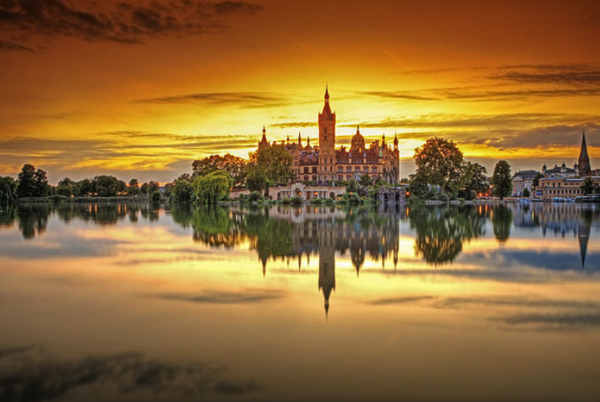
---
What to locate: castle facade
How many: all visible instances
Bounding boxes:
[258,87,400,185]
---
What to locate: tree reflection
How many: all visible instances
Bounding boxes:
[492,205,512,243]
[409,205,487,265]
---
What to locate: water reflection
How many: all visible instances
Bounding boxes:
[1,202,600,401]
[1,202,596,272]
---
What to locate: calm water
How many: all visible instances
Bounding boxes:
[1,202,599,402]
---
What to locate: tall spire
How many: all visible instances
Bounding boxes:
[578,129,591,177]
[321,85,333,118]
[298,131,302,149]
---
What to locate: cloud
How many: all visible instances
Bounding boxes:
[0,0,264,49]
[0,347,261,401]
[491,63,600,85]
[0,38,34,52]
[134,91,291,109]
[147,289,286,304]
[359,86,600,103]
[365,295,436,306]
[271,121,317,129]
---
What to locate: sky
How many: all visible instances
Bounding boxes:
[1,0,600,183]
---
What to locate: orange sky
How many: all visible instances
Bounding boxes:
[1,0,600,183]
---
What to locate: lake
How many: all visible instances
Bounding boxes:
[0,202,599,402]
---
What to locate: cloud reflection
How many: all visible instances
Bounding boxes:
[147,289,286,304]
[0,347,261,401]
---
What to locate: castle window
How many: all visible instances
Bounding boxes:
[304,167,308,174]
[346,166,351,172]
[312,167,317,173]
[364,166,368,172]
[346,175,352,180]
[372,167,377,173]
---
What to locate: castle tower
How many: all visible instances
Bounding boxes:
[578,130,591,177]
[258,125,269,149]
[318,85,336,182]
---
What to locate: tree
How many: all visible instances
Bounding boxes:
[491,160,513,200]
[192,154,247,186]
[407,173,429,199]
[140,182,149,195]
[581,177,595,195]
[0,176,17,204]
[463,162,489,199]
[171,180,195,204]
[193,171,233,204]
[92,175,127,197]
[56,177,76,198]
[522,188,531,198]
[128,178,140,196]
[359,174,373,187]
[17,164,49,198]
[245,166,267,192]
[147,181,160,195]
[177,173,191,182]
[532,173,544,188]
[77,178,92,197]
[248,145,293,185]
[413,137,467,194]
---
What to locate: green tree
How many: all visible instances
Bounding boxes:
[346,178,360,194]
[16,164,50,198]
[413,137,466,194]
[359,174,372,188]
[192,154,247,186]
[407,173,428,199]
[245,165,268,193]
[248,145,293,185]
[581,176,595,195]
[491,160,513,200]
[522,188,531,198]
[147,181,160,195]
[128,178,140,196]
[140,182,149,195]
[532,172,544,188]
[56,177,76,198]
[171,180,195,204]
[463,162,489,199]
[193,171,233,205]
[92,175,127,197]
[77,178,92,197]
[0,176,17,204]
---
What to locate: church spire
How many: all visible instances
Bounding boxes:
[578,129,591,177]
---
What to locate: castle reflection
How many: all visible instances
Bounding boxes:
[0,201,597,316]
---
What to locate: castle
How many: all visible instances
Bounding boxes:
[258,87,400,184]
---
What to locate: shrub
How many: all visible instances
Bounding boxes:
[248,191,263,203]
[309,198,323,204]
[281,197,292,204]
[439,193,449,202]
[291,196,303,205]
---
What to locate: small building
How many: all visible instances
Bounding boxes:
[512,170,540,196]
